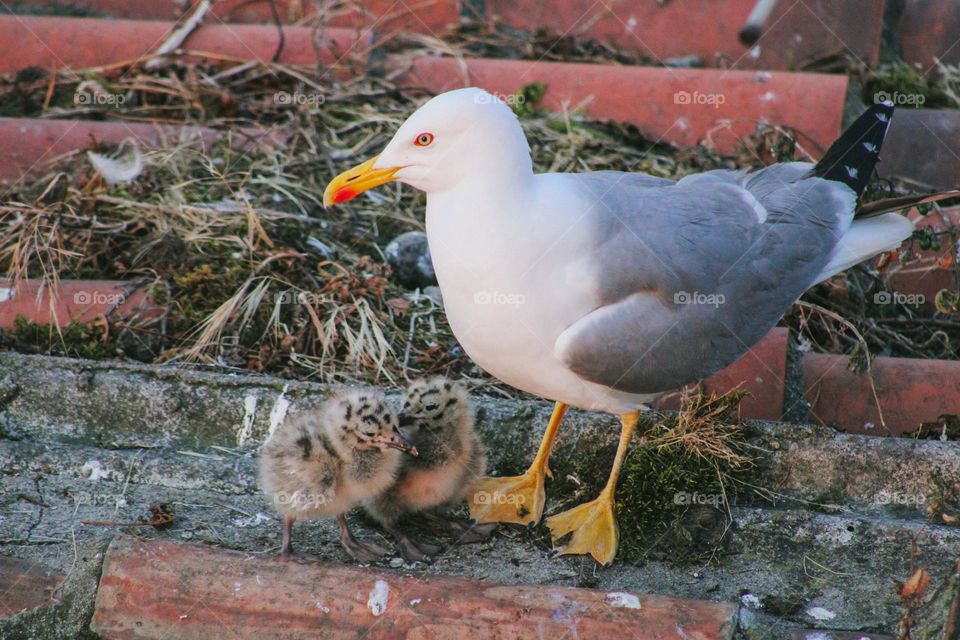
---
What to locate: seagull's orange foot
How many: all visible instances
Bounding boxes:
[546,492,618,565]
[468,471,546,525]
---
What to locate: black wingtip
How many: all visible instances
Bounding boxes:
[813,101,895,197]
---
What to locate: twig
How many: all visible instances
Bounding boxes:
[266,0,286,63]
[795,300,888,432]
[146,0,214,71]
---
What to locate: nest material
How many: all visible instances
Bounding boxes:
[0,24,956,391]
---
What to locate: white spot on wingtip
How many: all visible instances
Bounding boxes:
[876,111,890,122]
[367,579,389,616]
[863,142,878,153]
[604,592,641,609]
[845,166,859,179]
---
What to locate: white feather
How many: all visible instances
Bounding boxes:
[87,146,144,185]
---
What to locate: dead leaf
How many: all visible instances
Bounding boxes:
[901,568,931,600]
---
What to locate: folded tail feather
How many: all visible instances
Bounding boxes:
[816,212,914,282]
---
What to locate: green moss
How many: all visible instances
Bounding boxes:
[512,82,546,117]
[170,261,249,326]
[1,315,158,362]
[547,430,744,566]
[863,61,955,109]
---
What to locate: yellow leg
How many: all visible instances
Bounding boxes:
[468,402,568,525]
[545,410,639,565]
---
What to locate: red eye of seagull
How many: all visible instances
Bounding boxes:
[414,132,434,147]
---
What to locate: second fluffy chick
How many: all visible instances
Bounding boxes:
[364,377,494,561]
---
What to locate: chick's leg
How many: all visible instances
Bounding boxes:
[383,523,442,562]
[468,402,568,525]
[280,514,296,556]
[421,511,498,543]
[337,514,389,563]
[545,410,639,565]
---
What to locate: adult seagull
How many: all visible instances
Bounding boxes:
[325,88,919,564]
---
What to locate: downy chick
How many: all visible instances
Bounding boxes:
[364,377,494,561]
[259,389,417,562]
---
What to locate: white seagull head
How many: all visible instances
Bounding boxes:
[324,87,532,206]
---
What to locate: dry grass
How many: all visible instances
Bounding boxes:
[646,387,756,469]
[0,22,956,389]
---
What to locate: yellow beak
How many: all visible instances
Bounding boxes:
[322,156,401,207]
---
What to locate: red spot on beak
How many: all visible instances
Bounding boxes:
[333,188,358,204]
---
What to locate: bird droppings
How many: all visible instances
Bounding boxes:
[409,598,422,606]
[0,287,13,302]
[550,592,586,638]
[367,579,390,616]
[81,460,112,481]
[268,384,291,436]
[805,606,837,621]
[740,593,762,609]
[233,513,271,528]
[237,393,258,446]
[604,592,641,609]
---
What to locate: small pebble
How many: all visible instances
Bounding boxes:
[385,231,436,289]
[422,285,443,306]
[665,55,703,68]
[389,557,404,568]
[306,237,338,260]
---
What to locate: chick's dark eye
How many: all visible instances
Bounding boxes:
[425,403,439,412]
[414,132,434,147]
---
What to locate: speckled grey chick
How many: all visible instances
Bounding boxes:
[259,389,417,562]
[364,377,494,561]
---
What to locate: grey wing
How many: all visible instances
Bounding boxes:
[555,165,854,394]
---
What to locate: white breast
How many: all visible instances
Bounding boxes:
[425,180,654,414]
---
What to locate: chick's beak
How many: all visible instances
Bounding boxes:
[323,156,400,207]
[376,429,418,456]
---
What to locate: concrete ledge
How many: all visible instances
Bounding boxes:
[0,350,955,518]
